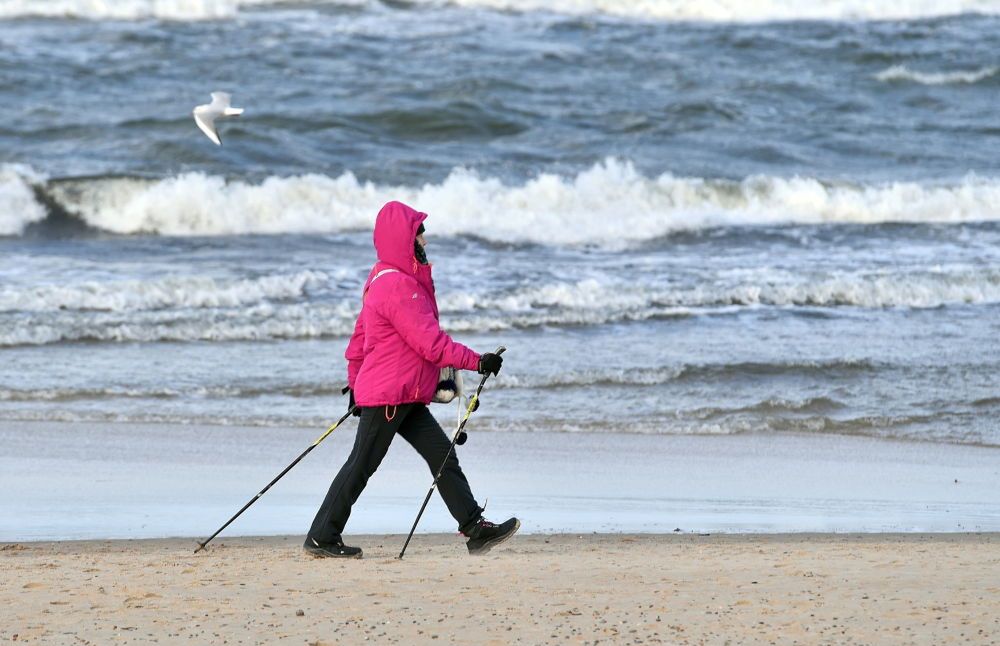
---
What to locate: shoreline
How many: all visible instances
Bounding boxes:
[5,531,1000,551]
[3,421,999,542]
[5,533,999,644]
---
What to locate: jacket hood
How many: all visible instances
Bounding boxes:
[373,201,427,275]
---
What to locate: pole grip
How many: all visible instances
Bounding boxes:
[456,346,505,445]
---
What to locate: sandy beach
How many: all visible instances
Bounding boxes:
[4,424,997,645]
[3,533,998,644]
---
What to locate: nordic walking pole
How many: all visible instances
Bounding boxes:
[398,346,505,560]
[194,407,357,553]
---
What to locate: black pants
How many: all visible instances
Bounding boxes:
[307,403,482,542]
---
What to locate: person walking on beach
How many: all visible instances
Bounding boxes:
[304,201,519,559]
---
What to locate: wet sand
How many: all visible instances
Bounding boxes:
[3,533,999,644]
[4,421,1000,542]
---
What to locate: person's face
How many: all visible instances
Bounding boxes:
[416,232,426,249]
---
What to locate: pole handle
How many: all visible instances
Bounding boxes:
[456,346,505,445]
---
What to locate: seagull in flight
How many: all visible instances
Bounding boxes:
[193,92,244,146]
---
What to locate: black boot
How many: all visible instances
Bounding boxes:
[303,536,362,559]
[462,517,520,555]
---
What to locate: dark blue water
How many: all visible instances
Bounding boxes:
[3,7,1000,184]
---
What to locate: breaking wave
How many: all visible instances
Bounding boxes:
[440,270,1000,312]
[1,0,997,22]
[433,0,1000,22]
[0,268,997,346]
[875,65,999,85]
[0,270,334,313]
[9,160,1000,244]
[0,165,47,236]
[0,0,281,20]
[0,303,357,346]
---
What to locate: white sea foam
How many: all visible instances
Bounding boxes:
[728,270,1000,308]
[875,64,999,85]
[432,0,1000,22]
[0,164,47,236]
[48,172,381,236]
[492,366,686,389]
[0,270,330,313]
[42,160,1000,245]
[442,269,1000,314]
[0,302,360,346]
[0,0,279,20]
[1,0,997,22]
[2,268,996,346]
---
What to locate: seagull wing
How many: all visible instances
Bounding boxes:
[213,92,243,116]
[194,92,241,145]
[193,108,222,146]
[210,92,232,109]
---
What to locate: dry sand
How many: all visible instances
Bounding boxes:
[3,533,999,644]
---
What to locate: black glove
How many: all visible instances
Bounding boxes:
[478,352,503,377]
[343,386,361,417]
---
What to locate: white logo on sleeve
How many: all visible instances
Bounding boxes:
[412,293,418,299]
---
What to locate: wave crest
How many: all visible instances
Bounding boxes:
[0,165,48,236]
[0,268,996,347]
[0,0,279,20]
[437,0,1000,22]
[1,0,997,22]
[28,160,1000,245]
[442,270,1000,313]
[875,64,999,85]
[0,270,332,313]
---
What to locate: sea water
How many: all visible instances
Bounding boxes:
[0,2,998,539]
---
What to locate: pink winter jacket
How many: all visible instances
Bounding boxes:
[345,201,481,407]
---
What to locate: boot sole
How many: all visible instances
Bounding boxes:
[467,519,521,555]
[303,546,363,559]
